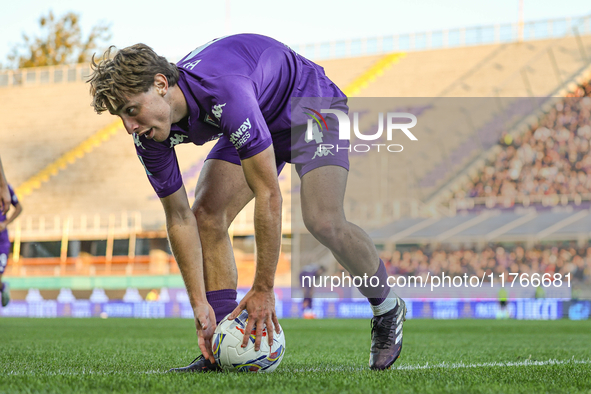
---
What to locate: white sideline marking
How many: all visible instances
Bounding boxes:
[395,358,591,371]
[291,358,591,373]
[5,359,590,376]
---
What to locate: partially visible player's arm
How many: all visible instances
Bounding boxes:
[242,146,282,292]
[0,157,10,215]
[160,185,216,363]
[229,145,282,350]
[0,201,22,231]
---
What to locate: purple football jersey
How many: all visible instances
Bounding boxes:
[0,184,18,244]
[134,34,345,198]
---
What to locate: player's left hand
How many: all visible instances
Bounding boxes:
[0,221,6,232]
[228,288,280,351]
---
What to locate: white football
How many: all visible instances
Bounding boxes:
[213,311,286,372]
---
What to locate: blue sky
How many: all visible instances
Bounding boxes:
[1,0,590,63]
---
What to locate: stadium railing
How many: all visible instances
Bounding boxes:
[292,15,591,60]
[0,63,90,88]
[451,194,591,213]
[6,207,294,276]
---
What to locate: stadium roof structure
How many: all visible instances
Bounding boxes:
[369,208,591,245]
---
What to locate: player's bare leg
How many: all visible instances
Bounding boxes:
[192,159,254,293]
[300,165,406,370]
[300,165,379,277]
[170,159,253,373]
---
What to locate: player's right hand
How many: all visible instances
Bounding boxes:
[228,288,280,351]
[194,303,217,364]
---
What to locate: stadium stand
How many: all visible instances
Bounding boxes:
[316,54,388,92]
[356,35,591,207]
[369,209,591,245]
[0,80,114,187]
[293,32,591,238]
[357,75,591,296]
[318,36,591,97]
[454,80,591,203]
[378,243,589,286]
[298,27,591,287]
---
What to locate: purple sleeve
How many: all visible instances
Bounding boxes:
[201,76,272,160]
[134,135,183,198]
[7,185,18,206]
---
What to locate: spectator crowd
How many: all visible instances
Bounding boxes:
[380,244,590,284]
[456,79,591,200]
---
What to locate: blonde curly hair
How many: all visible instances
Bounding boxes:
[88,43,179,114]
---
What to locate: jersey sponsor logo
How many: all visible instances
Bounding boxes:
[212,103,226,120]
[204,114,219,127]
[133,133,145,150]
[169,133,189,148]
[229,118,252,149]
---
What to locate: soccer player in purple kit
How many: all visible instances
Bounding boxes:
[88,34,406,371]
[0,182,22,307]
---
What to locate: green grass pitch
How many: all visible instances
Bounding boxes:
[1,318,590,393]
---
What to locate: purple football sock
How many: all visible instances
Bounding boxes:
[356,259,390,305]
[206,289,238,324]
